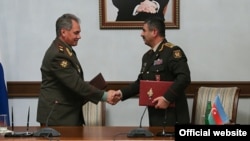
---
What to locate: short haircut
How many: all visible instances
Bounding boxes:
[144,17,165,37]
[55,13,80,37]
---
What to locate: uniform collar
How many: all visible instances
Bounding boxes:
[56,37,73,51]
[152,39,165,52]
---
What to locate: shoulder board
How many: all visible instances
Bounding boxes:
[57,46,73,57]
[159,42,176,52]
[58,46,64,52]
[164,42,176,48]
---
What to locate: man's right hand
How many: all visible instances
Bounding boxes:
[106,90,122,105]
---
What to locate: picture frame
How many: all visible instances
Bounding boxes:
[99,0,179,29]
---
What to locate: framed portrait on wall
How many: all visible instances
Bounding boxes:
[99,0,179,29]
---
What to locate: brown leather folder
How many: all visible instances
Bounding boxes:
[89,73,107,90]
[139,80,173,106]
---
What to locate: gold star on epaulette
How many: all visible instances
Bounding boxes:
[60,60,68,68]
[58,46,64,52]
[66,48,72,56]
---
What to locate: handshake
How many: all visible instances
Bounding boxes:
[105,90,122,105]
[104,90,171,109]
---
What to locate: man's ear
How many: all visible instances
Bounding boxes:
[60,29,66,37]
[152,28,158,37]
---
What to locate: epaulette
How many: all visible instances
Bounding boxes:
[58,46,64,53]
[159,42,176,52]
[164,42,175,48]
[57,45,72,56]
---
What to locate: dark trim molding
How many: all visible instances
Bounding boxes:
[7,81,250,98]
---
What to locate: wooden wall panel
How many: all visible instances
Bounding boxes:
[7,81,250,98]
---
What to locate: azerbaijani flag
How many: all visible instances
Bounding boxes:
[0,62,10,125]
[208,95,229,125]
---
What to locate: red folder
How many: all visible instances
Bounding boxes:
[139,80,173,106]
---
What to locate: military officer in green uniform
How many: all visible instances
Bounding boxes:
[115,17,191,126]
[36,13,120,126]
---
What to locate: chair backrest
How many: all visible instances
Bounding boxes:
[191,86,240,124]
[82,101,106,126]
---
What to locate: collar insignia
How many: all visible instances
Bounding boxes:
[76,65,81,73]
[66,48,72,56]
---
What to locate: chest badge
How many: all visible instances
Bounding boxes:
[154,58,163,65]
[60,60,68,68]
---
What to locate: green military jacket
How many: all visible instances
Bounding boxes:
[37,38,104,126]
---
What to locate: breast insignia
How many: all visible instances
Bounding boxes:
[60,60,68,68]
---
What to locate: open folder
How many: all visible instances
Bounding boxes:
[89,73,107,90]
[139,80,173,106]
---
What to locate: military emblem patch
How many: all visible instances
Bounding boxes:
[60,60,68,68]
[173,50,182,58]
